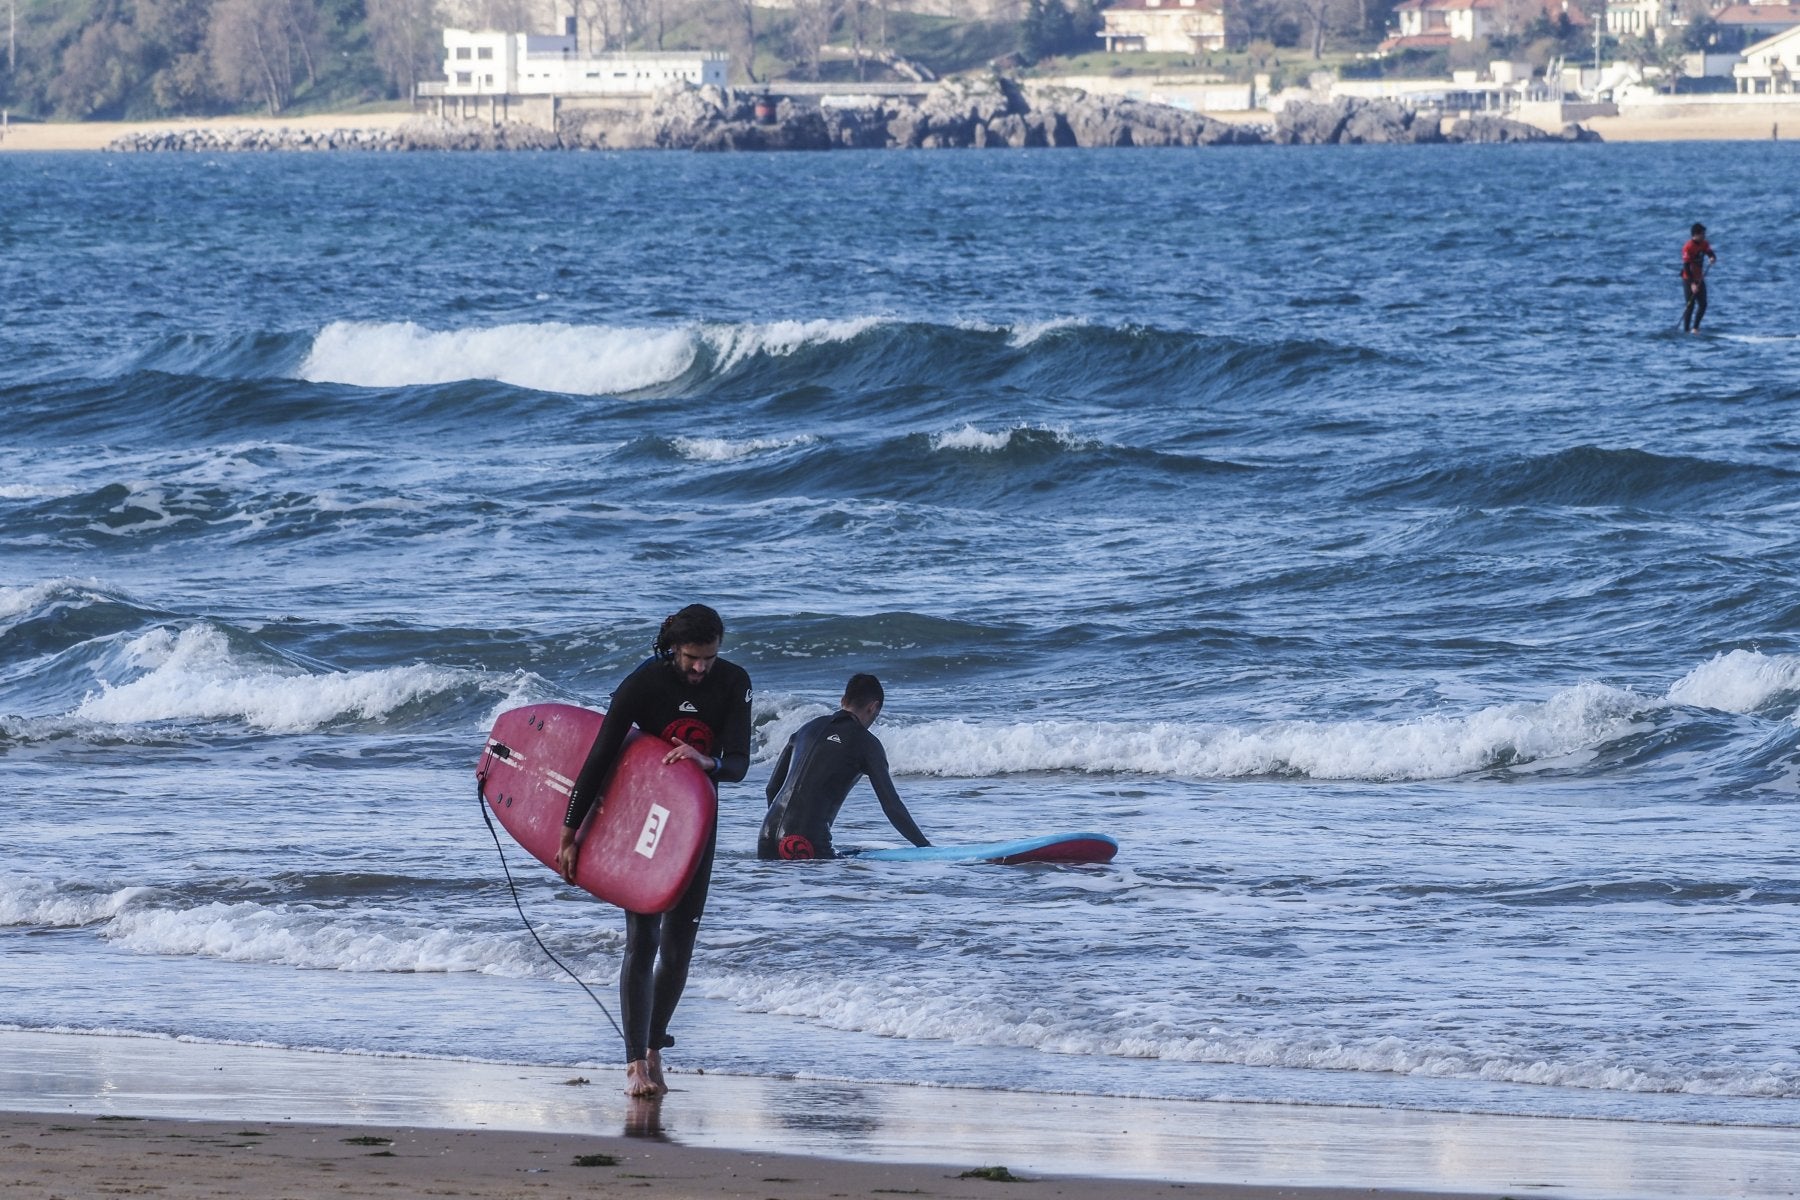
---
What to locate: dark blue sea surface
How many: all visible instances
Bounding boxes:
[3,145,1799,1128]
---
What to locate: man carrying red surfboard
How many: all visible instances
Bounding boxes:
[556,603,752,1098]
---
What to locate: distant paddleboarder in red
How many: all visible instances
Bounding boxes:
[1680,222,1717,333]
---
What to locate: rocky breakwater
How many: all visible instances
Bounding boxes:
[103,86,1599,153]
[1271,96,1601,144]
[560,74,1265,151]
[107,125,414,152]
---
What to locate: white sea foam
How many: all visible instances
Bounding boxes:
[879,681,1649,781]
[0,879,148,929]
[1665,649,1800,714]
[929,423,1084,454]
[1,580,72,621]
[701,317,881,372]
[74,624,466,733]
[103,900,543,975]
[300,320,699,394]
[930,424,1016,453]
[1007,317,1087,347]
[299,318,881,395]
[0,482,78,500]
[0,878,600,977]
[706,972,1797,1098]
[671,433,817,462]
[85,482,185,536]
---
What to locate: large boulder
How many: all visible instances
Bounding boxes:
[1446,114,1554,143]
[1273,97,1355,144]
[1058,94,1133,147]
[1340,98,1443,144]
[918,73,1023,126]
[823,104,897,149]
[1272,96,1450,145]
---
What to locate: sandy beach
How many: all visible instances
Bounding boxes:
[1,1109,1499,1200]
[1,105,1796,150]
[0,111,416,152]
[4,1030,1797,1199]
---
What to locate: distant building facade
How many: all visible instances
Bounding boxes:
[1382,0,1586,49]
[436,25,727,97]
[1385,0,1496,48]
[1712,1,1800,42]
[1734,21,1800,87]
[1098,0,1237,53]
[1603,0,1681,37]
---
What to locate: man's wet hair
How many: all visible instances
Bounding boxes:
[1692,222,1706,236]
[655,604,724,657]
[843,673,884,708]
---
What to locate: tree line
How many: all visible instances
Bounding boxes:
[0,0,752,119]
[0,0,446,118]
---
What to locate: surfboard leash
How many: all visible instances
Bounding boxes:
[476,779,626,1044]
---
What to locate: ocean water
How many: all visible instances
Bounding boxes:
[4,145,1800,1132]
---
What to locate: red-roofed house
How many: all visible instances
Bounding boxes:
[1098,0,1237,53]
[1386,0,1497,48]
[1607,0,1800,43]
[1713,2,1800,41]
[1733,21,1800,88]
[1382,0,1587,50]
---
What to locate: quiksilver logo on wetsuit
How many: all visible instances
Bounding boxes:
[635,803,670,859]
[678,701,698,713]
[826,734,843,743]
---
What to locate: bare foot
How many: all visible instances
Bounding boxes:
[646,1048,668,1093]
[624,1059,665,1098]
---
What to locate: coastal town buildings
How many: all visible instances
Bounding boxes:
[1603,0,1681,37]
[1602,0,1800,41]
[1381,0,1588,51]
[1712,1,1800,42]
[431,24,726,99]
[1383,0,1495,50]
[417,22,728,123]
[1097,0,1237,53]
[1734,21,1800,87]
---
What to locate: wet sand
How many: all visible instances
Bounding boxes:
[4,1030,1798,1199]
[2,1108,1498,1200]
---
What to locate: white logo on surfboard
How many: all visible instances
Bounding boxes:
[635,803,670,859]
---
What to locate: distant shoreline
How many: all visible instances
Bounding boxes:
[0,104,1792,152]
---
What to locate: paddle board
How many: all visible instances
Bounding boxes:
[850,832,1117,865]
[476,702,716,914]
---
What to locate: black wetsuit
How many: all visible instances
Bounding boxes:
[758,710,927,859]
[1681,236,1715,332]
[564,654,752,1064]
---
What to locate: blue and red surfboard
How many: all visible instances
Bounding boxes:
[850,833,1118,865]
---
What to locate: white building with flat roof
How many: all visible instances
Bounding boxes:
[1734,23,1800,91]
[438,26,727,97]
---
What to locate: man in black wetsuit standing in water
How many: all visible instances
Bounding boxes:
[759,674,930,860]
[556,604,752,1098]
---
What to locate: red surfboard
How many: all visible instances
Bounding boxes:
[476,703,716,914]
